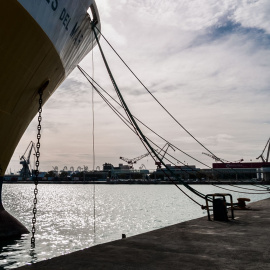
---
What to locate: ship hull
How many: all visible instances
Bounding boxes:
[0,0,100,175]
[0,0,100,238]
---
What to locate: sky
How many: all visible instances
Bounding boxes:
[7,0,270,174]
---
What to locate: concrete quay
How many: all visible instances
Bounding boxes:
[17,198,270,270]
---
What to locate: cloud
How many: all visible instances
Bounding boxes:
[233,0,270,34]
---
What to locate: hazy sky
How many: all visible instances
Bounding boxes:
[7,0,270,174]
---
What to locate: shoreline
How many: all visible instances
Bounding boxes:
[3,180,270,185]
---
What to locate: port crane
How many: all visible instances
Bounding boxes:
[139,164,147,170]
[155,143,175,168]
[20,141,36,180]
[52,166,58,173]
[120,152,150,168]
[256,137,270,162]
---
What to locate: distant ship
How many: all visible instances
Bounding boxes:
[0,0,101,238]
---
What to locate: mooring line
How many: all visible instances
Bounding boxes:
[91,32,96,237]
[93,26,270,192]
[90,21,207,206]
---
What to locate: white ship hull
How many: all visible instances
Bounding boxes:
[0,0,101,175]
[0,0,101,238]
[19,0,100,77]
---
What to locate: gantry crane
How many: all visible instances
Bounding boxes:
[52,166,58,173]
[120,152,150,168]
[155,143,175,168]
[256,137,270,162]
[20,141,36,180]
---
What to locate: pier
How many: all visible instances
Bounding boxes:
[16,198,270,269]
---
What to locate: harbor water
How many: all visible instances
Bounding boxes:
[1,184,269,269]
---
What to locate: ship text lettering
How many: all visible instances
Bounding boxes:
[70,22,83,45]
[59,8,71,30]
[44,0,58,12]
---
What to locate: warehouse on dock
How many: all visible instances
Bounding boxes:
[212,162,270,181]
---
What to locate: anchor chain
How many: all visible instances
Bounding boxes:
[31,89,43,249]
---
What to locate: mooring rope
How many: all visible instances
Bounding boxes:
[78,65,270,195]
[94,26,270,192]
[94,26,222,163]
[211,184,270,195]
[91,32,96,235]
[90,22,207,206]
[96,27,269,190]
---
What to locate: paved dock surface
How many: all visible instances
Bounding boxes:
[17,198,270,270]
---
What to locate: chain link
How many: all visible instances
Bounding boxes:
[31,89,43,249]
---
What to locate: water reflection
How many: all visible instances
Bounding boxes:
[0,184,269,269]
